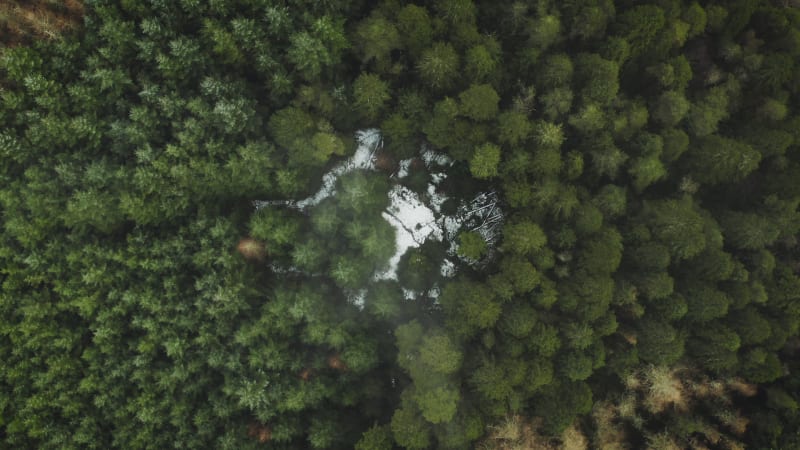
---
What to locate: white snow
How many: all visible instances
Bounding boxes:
[402,288,417,300]
[375,185,443,280]
[427,182,449,214]
[440,259,456,278]
[348,289,367,310]
[430,172,447,184]
[441,191,503,241]
[254,128,505,296]
[254,128,381,211]
[395,158,413,179]
[421,146,452,167]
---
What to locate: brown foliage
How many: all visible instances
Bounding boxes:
[298,368,314,381]
[642,365,688,414]
[591,401,628,450]
[478,416,587,450]
[0,0,83,48]
[247,422,272,443]
[727,379,758,397]
[327,353,348,371]
[410,157,426,172]
[374,150,397,172]
[237,238,267,261]
[560,423,589,450]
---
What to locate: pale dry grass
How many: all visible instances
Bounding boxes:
[642,366,688,414]
[574,367,758,450]
[623,371,641,391]
[702,424,722,445]
[620,330,638,345]
[645,432,681,450]
[480,416,559,450]
[560,423,588,450]
[491,415,523,442]
[616,393,638,420]
[592,401,628,450]
[690,379,727,401]
[720,437,746,450]
[688,440,710,450]
[714,409,749,436]
[727,379,758,397]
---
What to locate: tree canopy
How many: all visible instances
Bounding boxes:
[2,0,800,449]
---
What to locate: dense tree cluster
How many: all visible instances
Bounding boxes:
[1,0,799,449]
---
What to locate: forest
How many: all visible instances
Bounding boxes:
[1,0,799,449]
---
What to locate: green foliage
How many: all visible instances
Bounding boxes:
[497,111,532,146]
[528,14,562,51]
[269,107,346,167]
[459,84,499,121]
[354,13,401,67]
[423,97,460,150]
[534,381,593,435]
[575,53,620,104]
[353,73,391,121]
[683,3,707,37]
[440,279,501,338]
[397,4,433,57]
[536,53,573,89]
[417,42,460,90]
[628,155,667,192]
[593,184,627,218]
[684,135,761,185]
[465,41,500,82]
[569,103,606,135]
[534,121,565,149]
[641,197,707,261]
[718,210,780,250]
[686,83,735,137]
[288,17,348,81]
[637,319,685,365]
[469,142,501,179]
[415,386,460,424]
[683,281,731,322]
[501,220,547,256]
[540,87,574,120]
[457,231,487,260]
[614,5,666,57]
[660,128,690,162]
[5,1,800,449]
[391,405,431,449]
[652,90,690,127]
[420,335,463,375]
[356,424,393,450]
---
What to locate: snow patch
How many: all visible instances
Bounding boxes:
[440,259,457,278]
[348,289,367,310]
[396,158,413,179]
[421,146,452,168]
[442,191,502,241]
[375,186,443,280]
[402,288,417,300]
[254,129,505,298]
[254,128,381,211]
[427,182,449,214]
